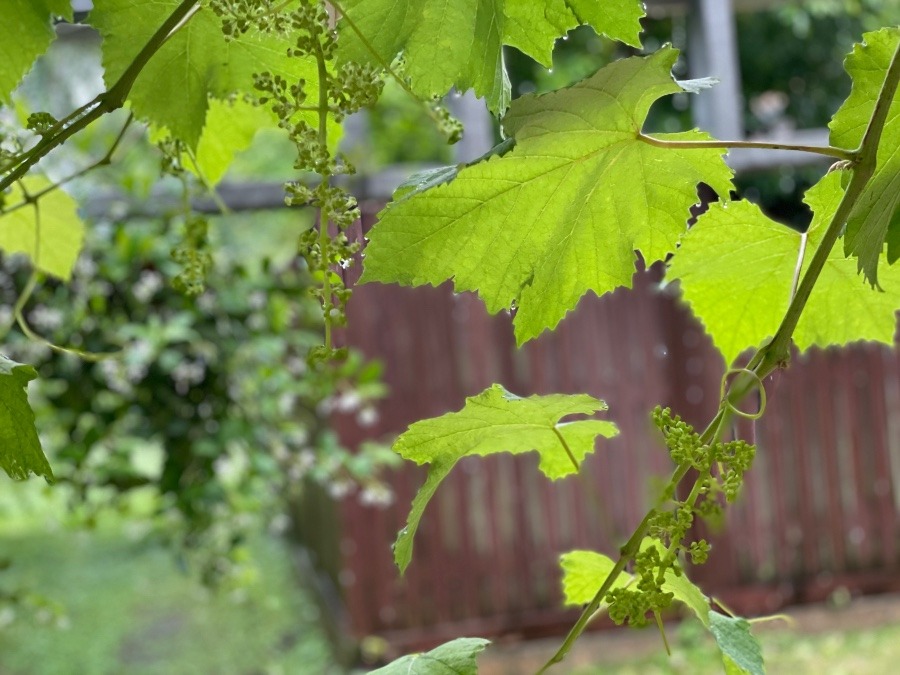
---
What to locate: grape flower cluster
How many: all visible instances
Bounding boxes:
[250,0,384,365]
[604,406,756,628]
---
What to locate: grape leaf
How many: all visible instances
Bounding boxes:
[0,176,86,280]
[0,355,52,482]
[336,0,645,111]
[560,543,712,624]
[560,550,631,606]
[91,0,320,148]
[0,0,72,102]
[369,637,490,675]
[668,173,900,364]
[393,384,617,572]
[361,48,733,344]
[830,28,900,287]
[709,611,765,675]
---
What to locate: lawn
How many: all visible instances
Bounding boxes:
[0,481,340,675]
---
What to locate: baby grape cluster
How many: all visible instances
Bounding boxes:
[250,0,384,365]
[604,406,757,627]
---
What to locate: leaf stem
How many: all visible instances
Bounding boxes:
[313,35,333,351]
[638,133,857,161]
[552,427,580,473]
[0,0,201,193]
[789,231,808,302]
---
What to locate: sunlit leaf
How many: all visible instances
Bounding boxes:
[393,384,617,572]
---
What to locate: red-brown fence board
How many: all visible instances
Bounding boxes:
[322,207,900,650]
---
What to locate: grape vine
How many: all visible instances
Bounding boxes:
[1,2,900,675]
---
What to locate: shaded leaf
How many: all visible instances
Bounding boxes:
[709,611,765,675]
[369,637,490,675]
[0,355,52,482]
[830,28,900,286]
[0,0,72,102]
[337,0,645,111]
[91,0,320,148]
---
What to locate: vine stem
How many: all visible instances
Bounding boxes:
[539,40,900,674]
[0,0,201,193]
[313,34,333,351]
[638,133,857,161]
[2,113,134,215]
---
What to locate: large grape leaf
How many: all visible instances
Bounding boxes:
[0,0,72,102]
[0,176,86,280]
[336,0,645,112]
[669,173,900,365]
[830,28,900,287]
[91,0,320,149]
[393,384,617,572]
[370,638,490,675]
[0,355,52,482]
[361,48,733,344]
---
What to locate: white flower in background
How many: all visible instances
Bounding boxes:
[132,270,163,302]
[28,306,63,332]
[357,406,379,427]
[328,480,353,500]
[360,484,393,507]
[334,391,362,413]
[73,256,97,278]
[248,291,266,310]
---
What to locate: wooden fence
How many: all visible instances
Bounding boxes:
[312,208,900,651]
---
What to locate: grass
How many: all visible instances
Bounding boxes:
[565,610,900,675]
[0,481,341,675]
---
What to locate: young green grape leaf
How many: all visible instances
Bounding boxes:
[560,550,631,606]
[709,611,765,675]
[660,568,711,627]
[91,0,320,148]
[829,27,900,287]
[369,637,490,675]
[666,200,795,365]
[336,0,644,112]
[361,48,733,344]
[0,177,85,280]
[0,355,52,482]
[393,384,617,572]
[0,0,72,102]
[668,173,900,364]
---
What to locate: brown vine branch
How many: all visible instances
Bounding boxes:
[2,113,134,215]
[0,0,200,193]
[539,39,900,674]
